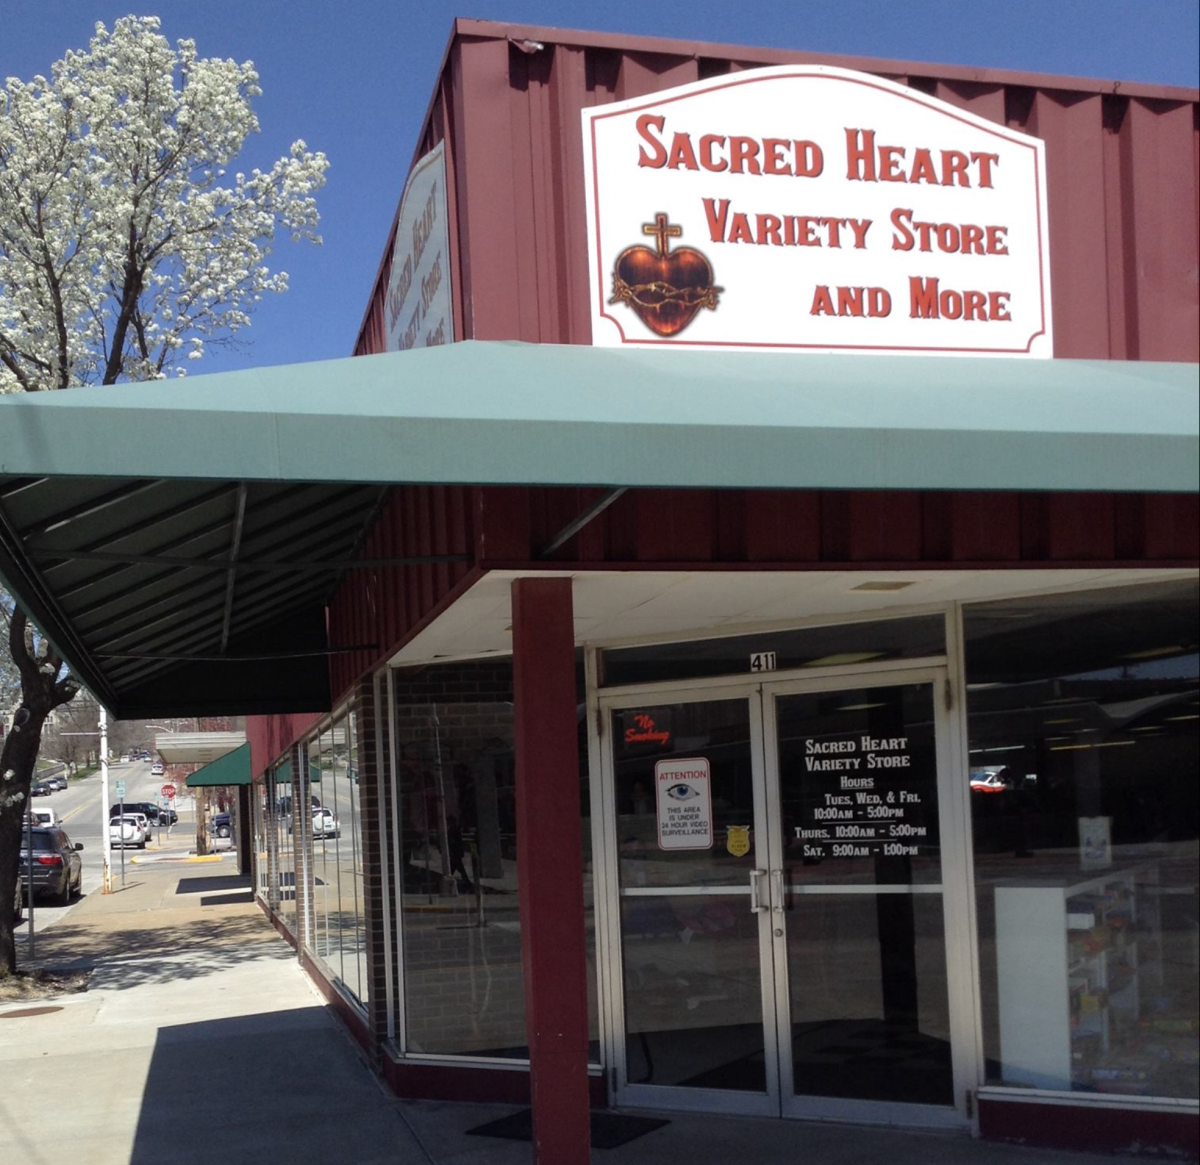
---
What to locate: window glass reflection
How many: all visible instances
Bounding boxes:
[307,705,369,1007]
[966,580,1199,1101]
[391,659,599,1061]
[274,759,295,936]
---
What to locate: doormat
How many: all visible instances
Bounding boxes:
[466,1109,670,1149]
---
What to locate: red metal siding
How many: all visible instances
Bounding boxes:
[324,485,478,701]
[247,710,321,781]
[357,20,1198,362]
[477,485,1200,570]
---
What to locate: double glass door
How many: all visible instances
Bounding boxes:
[600,669,973,1127]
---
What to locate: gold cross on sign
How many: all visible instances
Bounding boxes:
[642,213,682,256]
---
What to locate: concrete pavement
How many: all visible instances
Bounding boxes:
[0,863,1159,1165]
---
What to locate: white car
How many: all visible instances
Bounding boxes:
[151,763,165,776]
[109,815,148,849]
[313,807,340,839]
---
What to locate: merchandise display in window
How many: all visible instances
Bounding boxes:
[966,580,1199,1102]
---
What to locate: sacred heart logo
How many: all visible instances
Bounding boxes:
[609,213,722,337]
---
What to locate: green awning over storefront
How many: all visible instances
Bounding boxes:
[186,743,252,788]
[0,341,1195,718]
[0,341,1196,493]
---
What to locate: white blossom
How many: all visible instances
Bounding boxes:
[0,15,328,392]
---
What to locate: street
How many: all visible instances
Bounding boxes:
[17,758,199,943]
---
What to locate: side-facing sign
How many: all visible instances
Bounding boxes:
[583,66,1051,357]
[655,757,713,850]
[114,780,125,797]
[385,141,453,352]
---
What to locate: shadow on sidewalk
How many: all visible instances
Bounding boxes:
[31,912,287,988]
[127,1009,424,1165]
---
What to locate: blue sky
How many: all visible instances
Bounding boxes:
[4,1,1197,375]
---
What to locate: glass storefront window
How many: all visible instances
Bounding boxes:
[309,704,369,1007]
[311,724,338,975]
[391,658,599,1061]
[253,780,270,899]
[965,580,1199,1100]
[274,758,295,936]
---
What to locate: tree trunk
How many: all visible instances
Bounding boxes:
[0,708,47,975]
[0,604,80,975]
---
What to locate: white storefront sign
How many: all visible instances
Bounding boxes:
[582,66,1051,357]
[655,757,713,851]
[385,141,453,352]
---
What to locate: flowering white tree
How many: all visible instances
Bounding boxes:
[0,15,327,390]
[0,16,326,974]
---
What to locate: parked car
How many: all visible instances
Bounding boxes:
[109,815,148,849]
[212,812,233,839]
[119,754,130,764]
[19,827,84,904]
[31,780,54,797]
[313,807,340,839]
[151,762,165,776]
[30,807,61,828]
[46,775,68,791]
[110,801,176,826]
[969,769,1012,794]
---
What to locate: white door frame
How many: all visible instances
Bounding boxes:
[593,658,974,1128]
[597,681,779,1116]
[760,666,970,1130]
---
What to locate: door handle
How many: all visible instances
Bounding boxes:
[771,868,785,914]
[749,869,767,913]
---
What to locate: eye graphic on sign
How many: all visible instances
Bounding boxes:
[610,213,721,337]
[665,782,700,801]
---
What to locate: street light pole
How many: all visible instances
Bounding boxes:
[100,706,112,894]
[58,699,113,894]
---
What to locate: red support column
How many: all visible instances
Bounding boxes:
[512,577,591,1165]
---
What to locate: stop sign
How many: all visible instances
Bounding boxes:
[161,783,177,799]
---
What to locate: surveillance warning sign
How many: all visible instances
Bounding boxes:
[655,757,713,851]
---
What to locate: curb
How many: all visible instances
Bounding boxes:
[130,853,226,864]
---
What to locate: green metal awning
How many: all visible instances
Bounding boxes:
[186,742,252,787]
[0,341,1196,493]
[0,340,1195,719]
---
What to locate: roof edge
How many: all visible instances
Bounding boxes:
[452,16,1199,102]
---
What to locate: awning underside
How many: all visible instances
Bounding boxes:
[0,474,382,716]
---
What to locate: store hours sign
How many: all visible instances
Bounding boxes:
[582,66,1052,356]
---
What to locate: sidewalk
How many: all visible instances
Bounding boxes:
[0,865,1159,1165]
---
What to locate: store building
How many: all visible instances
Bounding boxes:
[0,20,1197,1164]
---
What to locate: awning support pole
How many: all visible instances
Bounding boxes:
[539,487,626,557]
[512,577,591,1165]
